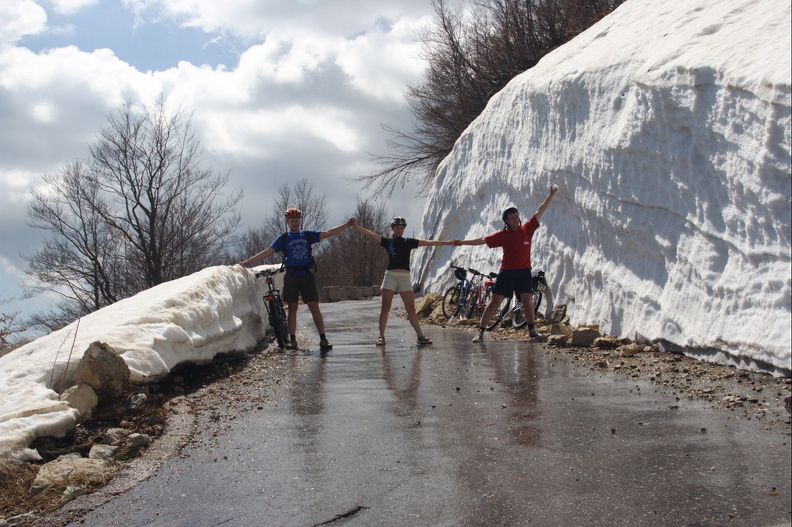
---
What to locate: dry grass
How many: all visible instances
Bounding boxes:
[0,463,65,523]
[0,449,123,526]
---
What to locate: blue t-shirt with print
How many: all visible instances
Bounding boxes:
[270,230,321,276]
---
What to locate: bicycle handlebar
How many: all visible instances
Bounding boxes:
[450,264,498,280]
[254,266,286,278]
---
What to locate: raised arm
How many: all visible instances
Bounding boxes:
[351,217,382,244]
[534,183,558,221]
[319,217,355,241]
[239,246,277,267]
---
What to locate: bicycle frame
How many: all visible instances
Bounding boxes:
[464,268,496,319]
[442,265,473,319]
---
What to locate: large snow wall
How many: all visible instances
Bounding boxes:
[414,0,791,376]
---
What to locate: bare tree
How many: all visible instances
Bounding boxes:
[364,0,625,195]
[317,197,390,289]
[25,159,122,313]
[90,97,242,286]
[24,97,243,323]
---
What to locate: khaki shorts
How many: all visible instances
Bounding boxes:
[283,272,319,303]
[381,270,414,293]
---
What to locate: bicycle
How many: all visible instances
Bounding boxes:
[485,270,548,330]
[464,269,498,320]
[254,266,288,349]
[442,265,472,319]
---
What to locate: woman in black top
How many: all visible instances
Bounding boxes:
[351,216,453,346]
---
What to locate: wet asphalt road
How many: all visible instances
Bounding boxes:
[67,299,790,527]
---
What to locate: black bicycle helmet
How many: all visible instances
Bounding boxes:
[390,216,407,227]
[501,207,519,224]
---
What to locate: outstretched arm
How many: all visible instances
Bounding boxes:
[452,237,487,246]
[534,183,558,221]
[319,217,355,240]
[239,246,277,267]
[418,239,454,247]
[350,218,382,244]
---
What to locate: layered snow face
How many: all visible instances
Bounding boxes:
[414,0,791,375]
[0,265,274,462]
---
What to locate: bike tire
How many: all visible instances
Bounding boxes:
[442,286,461,319]
[458,292,472,320]
[512,302,527,328]
[486,296,511,330]
[464,289,479,319]
[473,288,491,322]
[532,290,543,318]
[512,290,542,328]
[456,283,471,320]
[268,298,288,348]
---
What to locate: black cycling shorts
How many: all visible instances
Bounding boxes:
[492,268,533,297]
[282,272,319,303]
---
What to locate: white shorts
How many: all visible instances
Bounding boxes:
[381,270,413,293]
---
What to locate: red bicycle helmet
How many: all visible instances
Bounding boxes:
[390,216,407,227]
[284,208,303,219]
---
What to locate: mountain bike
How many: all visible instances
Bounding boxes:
[485,270,548,330]
[255,266,288,349]
[464,269,498,320]
[442,265,473,319]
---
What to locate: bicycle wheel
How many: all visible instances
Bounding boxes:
[473,288,491,322]
[486,296,510,330]
[512,301,527,328]
[268,298,288,348]
[458,290,472,320]
[463,288,479,319]
[532,290,543,318]
[442,286,461,319]
[455,282,470,320]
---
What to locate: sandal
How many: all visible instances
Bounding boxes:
[417,335,433,345]
[376,336,386,346]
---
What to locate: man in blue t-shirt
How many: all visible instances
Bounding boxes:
[240,208,353,350]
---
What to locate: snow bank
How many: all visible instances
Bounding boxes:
[0,265,275,462]
[414,0,791,375]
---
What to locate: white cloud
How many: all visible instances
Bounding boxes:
[196,104,361,159]
[0,0,47,44]
[1,169,36,201]
[49,0,99,15]
[240,30,335,85]
[336,16,429,103]
[125,0,430,39]
[0,45,152,104]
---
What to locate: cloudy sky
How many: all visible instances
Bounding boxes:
[0,0,435,321]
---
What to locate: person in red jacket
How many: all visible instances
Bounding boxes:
[453,184,558,342]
